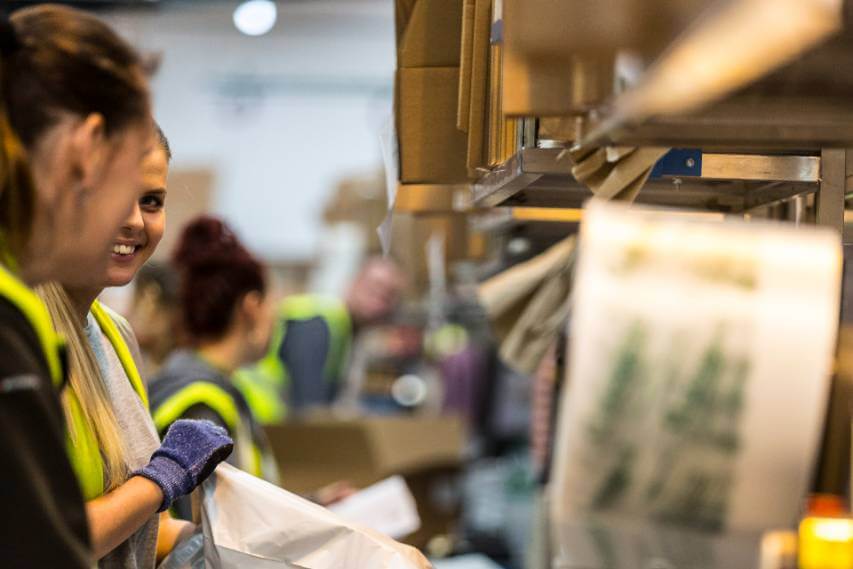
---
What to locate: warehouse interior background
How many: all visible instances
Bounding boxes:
[9,0,853,568]
[106,1,396,286]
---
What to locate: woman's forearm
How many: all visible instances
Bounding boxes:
[156,513,195,562]
[86,476,163,560]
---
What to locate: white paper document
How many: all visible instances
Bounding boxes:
[550,201,842,569]
[329,476,421,540]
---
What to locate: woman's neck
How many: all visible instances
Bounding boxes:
[196,335,243,376]
[64,286,103,324]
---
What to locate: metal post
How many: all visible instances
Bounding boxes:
[792,194,807,228]
[817,149,846,235]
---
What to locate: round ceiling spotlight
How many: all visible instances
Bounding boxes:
[233,0,277,37]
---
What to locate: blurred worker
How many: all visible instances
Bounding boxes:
[237,256,407,422]
[150,217,361,511]
[149,216,280,519]
[125,261,179,376]
[37,125,233,567]
[0,5,154,566]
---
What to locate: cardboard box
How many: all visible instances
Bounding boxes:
[502,50,615,117]
[266,415,466,547]
[398,67,469,184]
[267,415,465,493]
[395,0,418,47]
[397,0,464,68]
[390,212,470,292]
[503,0,707,59]
[323,170,388,254]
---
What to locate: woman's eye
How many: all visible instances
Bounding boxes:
[140,195,165,210]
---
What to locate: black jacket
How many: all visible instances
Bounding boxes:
[0,297,91,568]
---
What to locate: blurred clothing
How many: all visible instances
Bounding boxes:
[237,294,353,421]
[530,343,557,480]
[0,290,91,568]
[149,350,278,519]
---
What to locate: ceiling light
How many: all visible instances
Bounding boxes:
[233,0,277,37]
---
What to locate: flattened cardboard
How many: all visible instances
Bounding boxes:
[457,0,476,132]
[465,0,492,175]
[398,67,469,184]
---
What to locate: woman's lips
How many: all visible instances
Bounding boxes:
[111,243,142,263]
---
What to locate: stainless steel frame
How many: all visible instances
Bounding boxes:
[472,148,826,214]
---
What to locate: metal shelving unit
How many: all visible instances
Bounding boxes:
[477,5,853,569]
[472,147,849,235]
[475,148,818,209]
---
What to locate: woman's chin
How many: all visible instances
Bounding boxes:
[104,267,136,288]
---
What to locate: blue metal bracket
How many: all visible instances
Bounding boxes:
[491,20,503,44]
[650,148,702,179]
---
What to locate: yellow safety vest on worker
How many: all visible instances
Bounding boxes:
[235,294,352,425]
[150,351,279,483]
[65,301,149,500]
[0,264,64,388]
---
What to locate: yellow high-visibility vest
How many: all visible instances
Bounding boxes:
[65,301,148,500]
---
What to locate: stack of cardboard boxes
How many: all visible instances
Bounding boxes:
[393,0,476,292]
[396,0,468,184]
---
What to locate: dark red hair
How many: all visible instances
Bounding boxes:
[172,216,265,343]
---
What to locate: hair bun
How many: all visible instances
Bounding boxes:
[172,216,249,270]
[172,215,266,341]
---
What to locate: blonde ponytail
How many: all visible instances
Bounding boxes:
[36,282,130,492]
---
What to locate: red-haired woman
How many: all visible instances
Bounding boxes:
[149,216,433,568]
[149,216,278,518]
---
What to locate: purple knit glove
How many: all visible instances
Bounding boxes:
[134,419,233,512]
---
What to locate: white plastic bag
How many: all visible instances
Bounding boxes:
[201,464,425,569]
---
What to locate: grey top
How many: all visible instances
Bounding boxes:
[85,307,161,569]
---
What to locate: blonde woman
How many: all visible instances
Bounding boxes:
[37,125,232,568]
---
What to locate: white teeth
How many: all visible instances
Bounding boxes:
[113,244,136,256]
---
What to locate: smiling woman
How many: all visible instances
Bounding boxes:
[105,123,169,286]
[33,124,226,569]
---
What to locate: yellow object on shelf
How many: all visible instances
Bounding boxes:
[511,207,583,223]
[799,516,853,569]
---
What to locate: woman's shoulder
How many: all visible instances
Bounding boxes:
[93,302,146,371]
[149,354,242,433]
[96,303,136,342]
[149,351,231,405]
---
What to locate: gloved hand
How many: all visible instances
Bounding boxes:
[134,419,233,512]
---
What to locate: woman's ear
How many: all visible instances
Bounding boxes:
[240,290,264,327]
[240,290,272,359]
[68,113,107,193]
